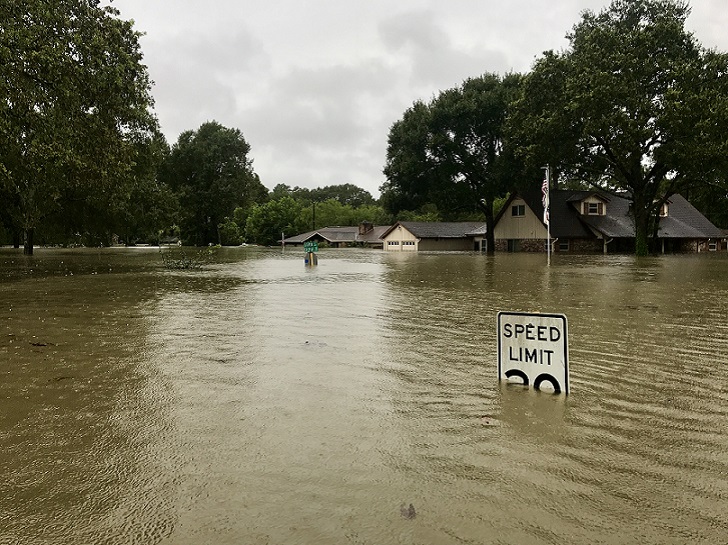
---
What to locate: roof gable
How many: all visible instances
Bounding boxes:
[382,221,487,239]
[566,192,610,204]
[505,189,720,240]
[656,194,722,238]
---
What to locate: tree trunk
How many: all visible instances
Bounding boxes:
[635,227,649,256]
[632,206,650,257]
[479,199,496,255]
[23,228,34,256]
[485,208,495,255]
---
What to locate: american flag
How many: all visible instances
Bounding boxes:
[541,176,550,227]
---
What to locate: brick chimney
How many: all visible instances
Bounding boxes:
[358,221,373,235]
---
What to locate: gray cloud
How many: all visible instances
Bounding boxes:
[111,0,728,197]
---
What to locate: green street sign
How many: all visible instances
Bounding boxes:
[304,241,319,252]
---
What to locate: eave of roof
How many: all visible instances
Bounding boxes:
[385,221,487,239]
[283,225,393,244]
[509,189,721,240]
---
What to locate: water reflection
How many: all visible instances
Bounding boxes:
[1,248,727,544]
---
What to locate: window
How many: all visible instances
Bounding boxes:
[511,204,525,217]
[709,241,718,252]
[388,240,400,246]
[558,240,570,252]
[583,202,603,215]
[660,203,669,217]
[402,241,415,246]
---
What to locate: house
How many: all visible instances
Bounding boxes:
[494,189,723,253]
[282,222,390,248]
[380,221,487,252]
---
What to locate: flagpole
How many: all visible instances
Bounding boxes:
[542,166,551,266]
[548,167,551,266]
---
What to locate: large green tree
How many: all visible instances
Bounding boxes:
[111,131,176,245]
[309,184,376,208]
[245,196,304,246]
[511,0,728,255]
[161,121,266,245]
[382,73,525,253]
[0,0,157,254]
[381,101,441,217]
[37,130,174,247]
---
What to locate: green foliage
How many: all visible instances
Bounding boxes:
[381,101,435,215]
[209,183,387,245]
[308,184,375,207]
[510,0,728,254]
[382,73,526,252]
[0,0,158,254]
[270,183,376,208]
[350,204,392,226]
[245,196,304,245]
[269,183,313,202]
[687,183,728,229]
[121,133,176,244]
[396,205,443,223]
[295,199,390,231]
[313,199,354,228]
[217,218,243,246]
[493,195,510,218]
[160,121,266,246]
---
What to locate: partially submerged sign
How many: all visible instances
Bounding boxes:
[497,312,569,394]
[303,241,319,253]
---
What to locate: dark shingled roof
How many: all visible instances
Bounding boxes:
[282,225,391,245]
[576,193,634,238]
[382,221,487,239]
[518,190,721,240]
[360,225,391,242]
[283,227,357,244]
[655,194,723,238]
[517,189,596,239]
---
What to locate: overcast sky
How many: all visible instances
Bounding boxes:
[108,0,728,197]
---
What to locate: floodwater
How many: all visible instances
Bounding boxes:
[1,247,727,545]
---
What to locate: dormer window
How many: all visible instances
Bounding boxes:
[659,203,668,217]
[583,201,604,215]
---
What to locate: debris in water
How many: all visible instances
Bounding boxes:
[400,503,416,519]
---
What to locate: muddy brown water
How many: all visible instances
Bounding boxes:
[1,247,727,544]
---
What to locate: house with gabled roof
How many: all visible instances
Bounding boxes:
[282,222,390,248]
[494,190,723,253]
[380,221,487,252]
[283,220,488,251]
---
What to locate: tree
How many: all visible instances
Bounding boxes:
[40,130,175,247]
[350,204,392,226]
[112,131,176,245]
[685,182,728,229]
[0,0,158,254]
[381,101,439,216]
[309,184,376,207]
[161,121,266,245]
[269,183,311,202]
[244,196,304,245]
[511,0,728,255]
[382,73,525,253]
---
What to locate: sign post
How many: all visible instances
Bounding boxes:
[497,311,569,394]
[303,241,319,253]
[303,240,319,266]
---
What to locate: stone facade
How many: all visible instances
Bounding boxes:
[496,237,604,253]
[564,238,602,253]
